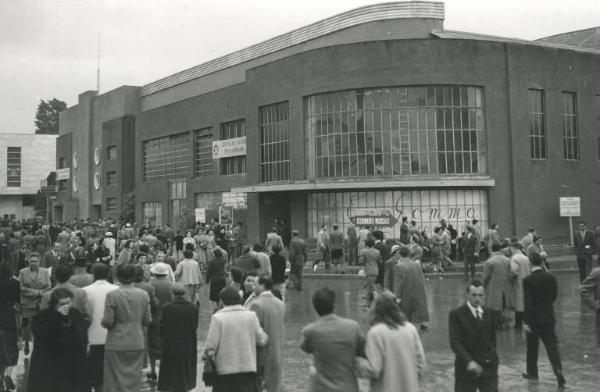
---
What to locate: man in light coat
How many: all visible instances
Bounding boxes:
[393,246,430,329]
[483,243,516,330]
[509,239,531,328]
[250,277,285,392]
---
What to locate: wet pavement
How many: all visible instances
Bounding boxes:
[16,271,600,391]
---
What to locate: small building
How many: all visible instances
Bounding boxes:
[0,133,57,220]
[56,1,600,243]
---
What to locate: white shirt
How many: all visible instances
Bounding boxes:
[466,301,484,320]
[83,279,119,345]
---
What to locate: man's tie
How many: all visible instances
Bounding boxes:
[476,308,482,321]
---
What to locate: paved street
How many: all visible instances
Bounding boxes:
[16,271,600,391]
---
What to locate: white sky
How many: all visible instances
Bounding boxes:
[1,0,599,134]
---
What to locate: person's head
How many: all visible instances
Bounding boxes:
[402,217,408,223]
[367,291,407,328]
[434,227,441,234]
[230,267,244,284]
[219,286,241,306]
[183,249,194,259]
[372,230,383,241]
[242,245,252,255]
[133,266,145,283]
[490,223,498,230]
[528,227,536,234]
[533,236,542,245]
[530,252,543,267]
[213,248,223,258]
[139,244,150,254]
[292,230,299,237]
[186,231,192,238]
[136,253,148,265]
[271,245,281,255]
[472,219,479,225]
[466,280,485,307]
[0,262,12,279]
[123,240,132,249]
[49,287,74,311]
[74,256,87,269]
[312,287,335,316]
[410,220,416,226]
[332,224,338,230]
[116,263,136,284]
[155,251,165,263]
[252,243,264,253]
[150,262,169,277]
[91,263,110,281]
[365,238,375,248]
[254,276,273,295]
[52,242,61,252]
[491,242,502,252]
[243,273,257,293]
[170,283,186,298]
[579,221,587,230]
[54,264,72,283]
[28,252,41,269]
[399,246,410,258]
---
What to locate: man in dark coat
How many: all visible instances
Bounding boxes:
[158,283,199,392]
[287,231,306,290]
[522,253,566,388]
[574,221,595,282]
[449,280,498,392]
[463,225,480,281]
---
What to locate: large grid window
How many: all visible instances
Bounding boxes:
[529,89,546,159]
[306,86,486,178]
[307,189,488,240]
[106,197,117,212]
[194,128,213,176]
[562,92,579,160]
[259,101,290,182]
[6,147,21,187]
[142,133,191,181]
[143,202,162,226]
[220,120,246,175]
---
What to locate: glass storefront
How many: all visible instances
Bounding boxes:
[195,191,248,226]
[307,189,488,239]
[305,86,486,179]
[143,201,162,227]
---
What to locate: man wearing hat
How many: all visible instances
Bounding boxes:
[287,230,306,290]
[383,244,402,291]
[103,231,116,263]
[393,246,429,328]
[509,239,531,329]
[147,262,174,381]
[102,263,152,392]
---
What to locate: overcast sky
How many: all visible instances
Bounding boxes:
[1,0,599,134]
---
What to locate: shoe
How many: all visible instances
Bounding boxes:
[146,372,157,381]
[557,375,566,388]
[522,373,538,381]
[4,375,15,390]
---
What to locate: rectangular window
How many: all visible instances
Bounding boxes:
[142,133,191,181]
[219,120,246,175]
[305,86,486,178]
[58,157,68,169]
[106,171,117,186]
[7,147,21,187]
[106,197,117,212]
[259,101,290,182]
[562,92,579,160]
[528,89,546,159]
[107,145,118,160]
[195,191,248,224]
[194,128,213,177]
[143,201,162,226]
[58,180,67,191]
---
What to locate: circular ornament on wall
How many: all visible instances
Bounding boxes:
[72,175,79,192]
[94,172,101,190]
[94,147,102,165]
[72,152,79,169]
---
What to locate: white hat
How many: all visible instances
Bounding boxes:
[105,231,113,237]
[391,244,401,254]
[150,262,170,275]
[126,223,131,227]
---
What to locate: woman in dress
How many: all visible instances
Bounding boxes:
[28,287,90,392]
[357,291,425,392]
[206,248,227,311]
[0,262,19,390]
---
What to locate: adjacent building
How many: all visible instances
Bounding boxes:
[1,133,57,220]
[55,1,600,243]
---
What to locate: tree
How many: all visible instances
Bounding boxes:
[35,98,67,134]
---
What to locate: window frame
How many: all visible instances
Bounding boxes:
[561,91,579,161]
[528,89,547,160]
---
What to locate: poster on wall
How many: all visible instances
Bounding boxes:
[195,208,206,224]
[219,206,234,225]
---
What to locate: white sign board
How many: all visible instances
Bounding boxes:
[195,208,206,224]
[559,197,580,217]
[212,137,246,159]
[56,168,70,181]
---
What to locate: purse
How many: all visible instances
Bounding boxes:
[202,356,217,386]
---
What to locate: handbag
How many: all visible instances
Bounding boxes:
[202,356,217,386]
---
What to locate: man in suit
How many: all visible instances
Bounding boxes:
[301,287,364,392]
[449,280,498,392]
[359,239,382,306]
[574,221,595,282]
[463,225,480,281]
[522,253,566,388]
[41,242,62,272]
[287,230,306,290]
[250,277,285,392]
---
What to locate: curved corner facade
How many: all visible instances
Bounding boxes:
[54,2,600,243]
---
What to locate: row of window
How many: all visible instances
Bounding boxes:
[6,147,21,187]
[528,90,600,160]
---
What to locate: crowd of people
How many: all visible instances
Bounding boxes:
[0,216,599,391]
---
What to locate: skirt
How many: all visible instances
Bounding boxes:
[103,350,144,392]
[209,279,227,302]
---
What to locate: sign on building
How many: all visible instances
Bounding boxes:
[56,168,70,181]
[559,197,580,217]
[195,208,206,224]
[212,137,246,159]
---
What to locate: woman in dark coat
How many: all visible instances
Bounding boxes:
[28,287,90,392]
[158,283,199,392]
[206,248,227,311]
[0,262,19,390]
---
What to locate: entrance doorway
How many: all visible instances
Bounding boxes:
[259,192,291,245]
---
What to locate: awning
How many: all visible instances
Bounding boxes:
[231,176,495,193]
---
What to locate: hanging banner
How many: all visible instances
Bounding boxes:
[212,137,246,159]
[56,168,70,180]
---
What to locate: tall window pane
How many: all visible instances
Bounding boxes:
[143,201,162,226]
[142,133,191,181]
[194,128,213,176]
[260,101,290,182]
[7,147,21,187]
[562,92,579,160]
[305,86,485,178]
[529,89,546,159]
[219,120,246,175]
